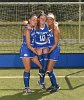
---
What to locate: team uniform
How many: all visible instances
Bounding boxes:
[34,23,49,67]
[46,29,60,93]
[20,28,36,58]
[35,24,49,49]
[20,28,37,94]
[35,23,49,89]
[48,29,60,61]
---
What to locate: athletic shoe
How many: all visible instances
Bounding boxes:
[23,87,32,94]
[50,87,57,93]
[50,84,60,93]
[56,84,61,91]
[38,81,46,90]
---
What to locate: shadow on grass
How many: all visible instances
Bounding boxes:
[0,89,51,100]
[64,69,84,90]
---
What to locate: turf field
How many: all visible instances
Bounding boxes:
[0,68,84,100]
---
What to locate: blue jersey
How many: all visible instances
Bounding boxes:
[48,29,60,48]
[47,29,55,48]
[48,29,60,61]
[20,28,36,58]
[30,28,35,47]
[35,24,49,49]
[22,28,35,47]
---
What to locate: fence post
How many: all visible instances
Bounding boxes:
[79,0,81,43]
[16,5,18,22]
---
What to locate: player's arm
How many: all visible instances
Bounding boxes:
[49,27,60,53]
[22,20,32,29]
[24,29,37,55]
[22,20,28,25]
[54,21,60,32]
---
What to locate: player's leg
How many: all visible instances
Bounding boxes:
[47,60,60,93]
[35,49,45,75]
[42,48,49,71]
[47,60,58,87]
[22,58,32,94]
[46,47,60,93]
[20,45,32,93]
[31,56,42,69]
[35,48,46,90]
[36,49,43,65]
[38,48,49,89]
[31,56,45,77]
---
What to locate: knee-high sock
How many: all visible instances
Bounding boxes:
[39,53,48,84]
[23,71,30,88]
[48,71,58,87]
[38,55,43,65]
[47,71,54,86]
[42,53,48,71]
[39,74,45,84]
[38,54,46,84]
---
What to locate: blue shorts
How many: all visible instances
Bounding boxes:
[20,44,36,58]
[49,46,60,61]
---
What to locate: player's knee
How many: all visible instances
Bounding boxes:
[47,67,53,72]
[24,67,30,72]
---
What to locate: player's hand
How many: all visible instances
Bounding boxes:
[49,49,52,53]
[27,25,31,30]
[22,20,28,25]
[54,21,59,30]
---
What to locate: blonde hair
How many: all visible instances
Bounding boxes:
[47,13,55,19]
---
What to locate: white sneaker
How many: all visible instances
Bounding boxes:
[23,87,32,94]
[38,81,46,90]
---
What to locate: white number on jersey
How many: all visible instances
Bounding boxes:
[40,35,46,42]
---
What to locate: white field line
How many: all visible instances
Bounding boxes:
[0,76,84,79]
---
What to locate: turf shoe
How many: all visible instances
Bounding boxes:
[23,87,32,94]
[56,84,61,91]
[50,87,57,93]
[50,84,60,93]
[38,81,46,90]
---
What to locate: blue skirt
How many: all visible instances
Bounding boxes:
[20,44,36,58]
[49,46,60,61]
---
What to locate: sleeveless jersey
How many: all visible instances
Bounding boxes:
[22,28,35,47]
[48,29,60,48]
[48,29,60,61]
[47,29,55,48]
[20,28,36,58]
[35,24,49,48]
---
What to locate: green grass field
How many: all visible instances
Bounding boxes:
[0,69,84,100]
